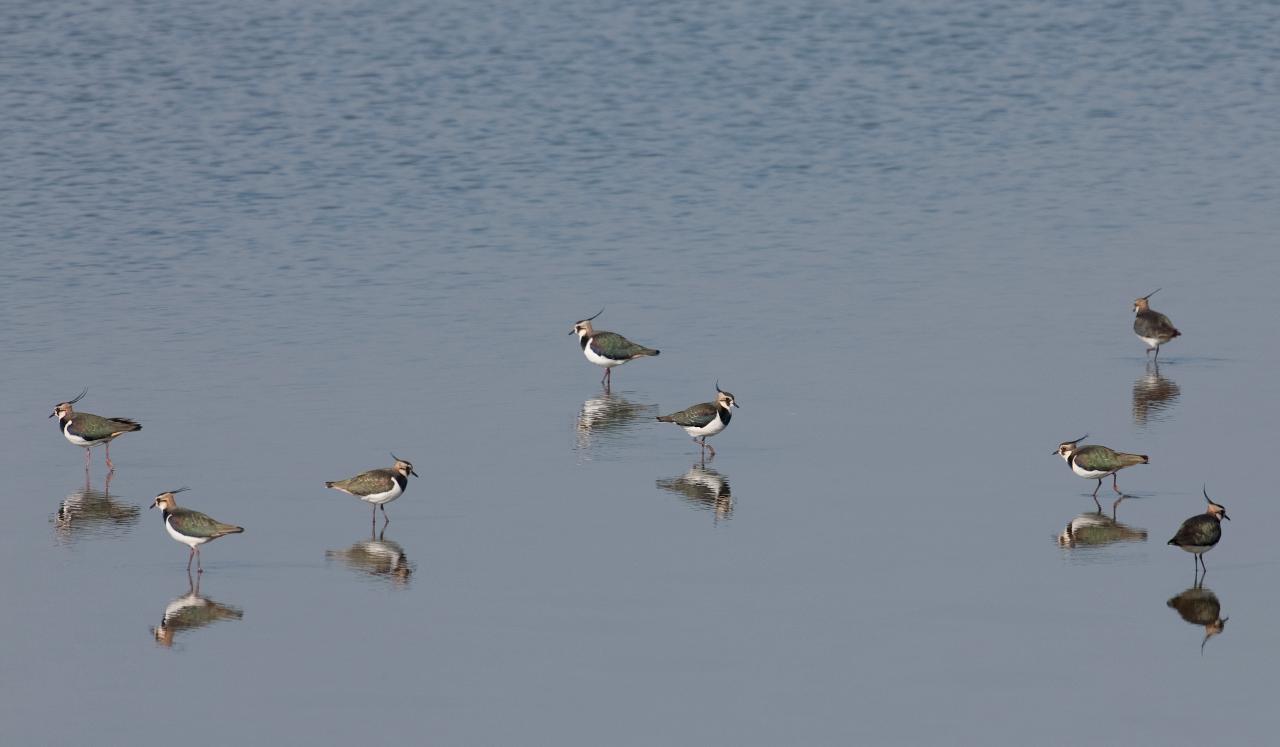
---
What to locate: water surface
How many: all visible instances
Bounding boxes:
[3,0,1280,744]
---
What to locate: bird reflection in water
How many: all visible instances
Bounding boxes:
[574,392,655,456]
[326,528,414,586]
[1057,496,1147,548]
[1167,585,1228,654]
[656,463,733,522]
[1132,362,1180,427]
[52,474,141,543]
[152,572,244,648]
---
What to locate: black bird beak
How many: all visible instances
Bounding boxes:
[1222,513,1231,521]
[411,468,420,477]
[48,411,55,418]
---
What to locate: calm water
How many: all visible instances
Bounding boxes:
[4,0,1280,743]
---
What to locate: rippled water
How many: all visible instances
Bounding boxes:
[4,0,1280,743]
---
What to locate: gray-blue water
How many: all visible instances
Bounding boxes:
[4,0,1280,743]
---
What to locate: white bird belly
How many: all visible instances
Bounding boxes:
[165,518,209,548]
[683,416,726,439]
[63,425,105,448]
[1070,462,1111,479]
[583,345,626,368]
[1139,336,1163,348]
[360,484,404,506]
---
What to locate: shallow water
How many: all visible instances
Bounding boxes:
[4,0,1280,743]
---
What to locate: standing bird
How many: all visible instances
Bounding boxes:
[1054,435,1149,509]
[1168,486,1230,575]
[49,389,142,472]
[570,309,660,389]
[1133,288,1181,361]
[325,455,418,527]
[657,382,739,458]
[150,488,244,573]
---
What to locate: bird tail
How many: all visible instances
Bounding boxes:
[656,414,675,422]
[110,418,142,432]
[324,481,337,488]
[220,524,245,535]
[637,348,659,357]
[1119,453,1149,467]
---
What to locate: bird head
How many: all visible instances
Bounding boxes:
[151,487,190,511]
[1203,485,1230,521]
[1054,434,1088,460]
[570,307,604,337]
[392,454,419,479]
[714,380,739,409]
[1133,288,1160,313]
[50,388,87,419]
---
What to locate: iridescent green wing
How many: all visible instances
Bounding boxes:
[168,508,242,538]
[332,469,396,496]
[1135,311,1178,338]
[1072,445,1122,472]
[68,413,140,441]
[589,331,656,360]
[663,402,718,428]
[1169,515,1221,547]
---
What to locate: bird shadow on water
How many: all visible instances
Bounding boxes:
[1132,362,1181,428]
[51,473,141,544]
[151,571,244,649]
[325,527,415,587]
[1056,495,1147,554]
[1167,583,1228,654]
[656,462,733,524]
[573,390,657,460]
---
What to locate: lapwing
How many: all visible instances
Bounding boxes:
[1166,585,1228,653]
[152,573,244,648]
[325,455,418,526]
[150,489,244,573]
[1054,435,1148,510]
[50,389,142,472]
[657,382,739,458]
[570,308,659,388]
[1133,288,1181,361]
[1168,486,1230,575]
